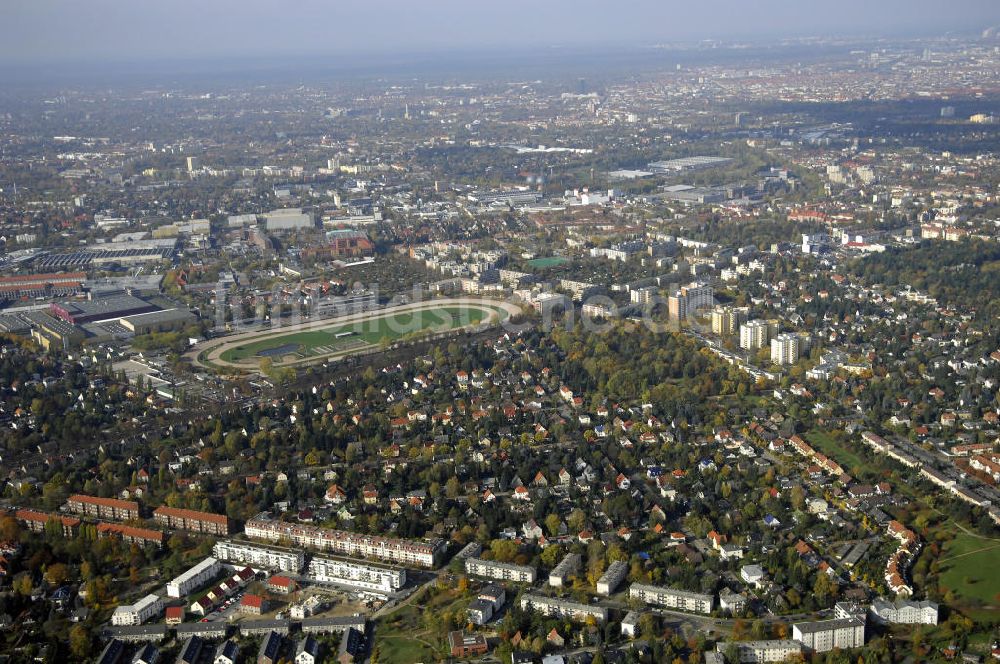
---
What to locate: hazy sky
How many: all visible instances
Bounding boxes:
[4,0,999,65]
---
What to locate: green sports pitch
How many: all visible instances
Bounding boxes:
[526,256,569,269]
[219,304,503,363]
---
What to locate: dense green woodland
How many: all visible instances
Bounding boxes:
[850,240,1000,322]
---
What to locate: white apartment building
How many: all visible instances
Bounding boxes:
[682,283,714,310]
[630,286,658,305]
[582,302,617,319]
[306,556,406,594]
[740,319,778,351]
[559,279,601,302]
[596,560,629,595]
[520,594,608,623]
[621,611,640,638]
[464,557,536,583]
[213,539,305,573]
[770,333,801,365]
[869,598,938,625]
[668,283,714,321]
[548,553,581,587]
[717,640,803,663]
[711,306,748,336]
[167,557,222,598]
[792,617,866,653]
[245,514,443,568]
[112,594,164,626]
[628,583,714,614]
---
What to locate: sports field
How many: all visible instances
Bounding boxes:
[192,298,521,371]
[220,305,492,362]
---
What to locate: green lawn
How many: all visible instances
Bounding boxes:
[375,586,472,664]
[937,531,1000,621]
[220,305,499,363]
[527,256,569,269]
[805,429,868,476]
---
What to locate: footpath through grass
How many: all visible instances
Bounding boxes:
[375,585,472,664]
[936,530,1000,622]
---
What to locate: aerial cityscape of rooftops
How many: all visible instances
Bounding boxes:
[2,1,1000,663]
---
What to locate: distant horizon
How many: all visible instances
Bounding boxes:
[1,30,996,89]
[3,0,998,75]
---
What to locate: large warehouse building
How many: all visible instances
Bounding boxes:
[264,208,314,231]
[50,294,158,325]
[120,308,196,335]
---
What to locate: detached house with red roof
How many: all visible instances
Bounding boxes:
[239,593,265,615]
[267,575,296,594]
[325,485,347,504]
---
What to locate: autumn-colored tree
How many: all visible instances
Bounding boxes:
[44,563,69,586]
[544,513,562,537]
[540,544,564,569]
[568,508,587,533]
[13,573,32,596]
[0,516,19,541]
[69,624,92,659]
[489,539,518,563]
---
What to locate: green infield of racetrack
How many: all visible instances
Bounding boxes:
[219,304,504,363]
[527,256,569,269]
